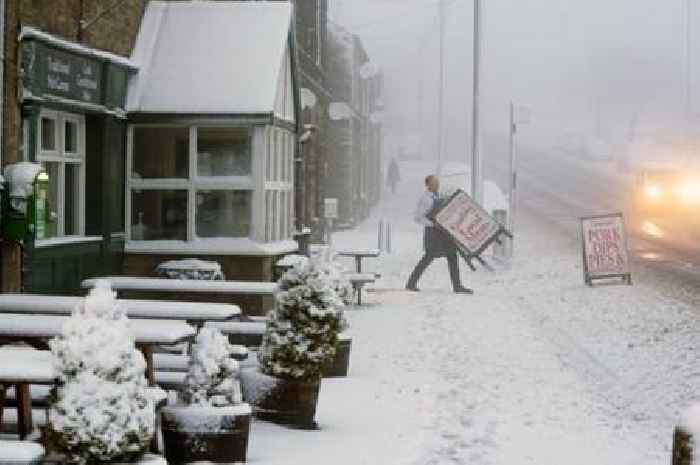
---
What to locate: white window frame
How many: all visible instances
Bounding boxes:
[36,109,86,240]
[127,125,256,242]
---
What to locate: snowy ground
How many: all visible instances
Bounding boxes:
[247,160,699,465]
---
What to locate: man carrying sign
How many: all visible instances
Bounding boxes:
[405,175,473,294]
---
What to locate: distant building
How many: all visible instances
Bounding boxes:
[325,23,383,227]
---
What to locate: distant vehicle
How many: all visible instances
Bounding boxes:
[630,162,700,227]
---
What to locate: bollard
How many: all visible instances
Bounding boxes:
[386,221,392,254]
[492,209,507,260]
[378,220,384,251]
[673,405,700,465]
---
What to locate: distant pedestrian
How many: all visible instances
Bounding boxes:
[386,158,400,194]
[406,175,473,294]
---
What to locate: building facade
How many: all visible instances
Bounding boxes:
[1,0,147,293]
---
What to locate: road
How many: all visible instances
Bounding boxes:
[485,147,700,306]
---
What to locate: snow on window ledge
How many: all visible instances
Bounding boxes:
[126,238,298,256]
[35,235,103,248]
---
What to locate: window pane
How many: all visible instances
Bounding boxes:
[64,164,80,235]
[132,127,189,178]
[197,128,251,176]
[131,190,187,240]
[64,120,78,154]
[41,117,56,151]
[196,190,251,238]
[41,163,60,239]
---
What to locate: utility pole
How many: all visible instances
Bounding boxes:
[470,0,483,203]
[436,0,445,176]
[508,102,516,257]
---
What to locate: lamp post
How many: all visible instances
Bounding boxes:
[470,0,483,204]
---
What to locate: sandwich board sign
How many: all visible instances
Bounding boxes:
[580,212,632,286]
[429,189,512,270]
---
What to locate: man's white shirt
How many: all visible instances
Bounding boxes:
[414,191,438,227]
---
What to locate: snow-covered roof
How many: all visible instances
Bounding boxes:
[19,26,137,69]
[128,1,293,114]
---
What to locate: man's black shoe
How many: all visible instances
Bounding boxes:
[454,286,474,295]
[405,285,420,292]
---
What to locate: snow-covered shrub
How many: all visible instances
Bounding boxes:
[182,327,243,407]
[258,257,347,381]
[45,281,155,464]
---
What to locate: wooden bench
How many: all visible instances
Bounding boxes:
[337,248,381,273]
[0,294,241,329]
[204,321,267,347]
[345,272,376,305]
[82,276,278,296]
[0,440,45,463]
[0,347,55,440]
[0,314,195,386]
[82,276,278,317]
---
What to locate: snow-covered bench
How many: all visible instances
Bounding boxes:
[204,320,267,347]
[337,248,381,273]
[345,272,377,305]
[0,347,55,439]
[0,440,45,464]
[0,294,241,327]
[82,276,278,295]
[0,314,195,386]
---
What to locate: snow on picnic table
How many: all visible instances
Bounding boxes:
[246,160,698,465]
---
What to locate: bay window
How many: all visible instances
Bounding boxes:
[128,126,260,243]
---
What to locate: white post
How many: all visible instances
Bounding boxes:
[470,0,483,204]
[508,102,517,257]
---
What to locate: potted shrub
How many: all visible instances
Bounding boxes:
[249,256,346,428]
[161,327,251,464]
[43,281,157,465]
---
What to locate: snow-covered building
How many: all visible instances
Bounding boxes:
[124,1,301,282]
[325,24,383,228]
[1,2,146,294]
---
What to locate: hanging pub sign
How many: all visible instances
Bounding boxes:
[580,213,632,286]
[429,189,512,270]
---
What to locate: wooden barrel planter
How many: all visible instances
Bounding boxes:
[673,405,700,465]
[672,426,694,465]
[161,404,251,464]
[249,376,321,429]
[323,335,352,378]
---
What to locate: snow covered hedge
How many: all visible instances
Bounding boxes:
[182,327,243,407]
[44,282,155,464]
[258,256,348,381]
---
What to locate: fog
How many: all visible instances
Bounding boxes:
[331,0,696,169]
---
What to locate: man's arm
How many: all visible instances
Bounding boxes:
[414,194,434,227]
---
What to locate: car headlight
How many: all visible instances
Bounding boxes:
[643,184,664,201]
[675,180,700,204]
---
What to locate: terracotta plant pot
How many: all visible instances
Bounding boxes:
[323,336,352,378]
[250,376,321,429]
[161,404,251,464]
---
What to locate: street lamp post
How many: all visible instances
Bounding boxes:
[470,0,483,204]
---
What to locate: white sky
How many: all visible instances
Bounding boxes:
[330,0,694,161]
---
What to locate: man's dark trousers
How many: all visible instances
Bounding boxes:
[406,226,462,290]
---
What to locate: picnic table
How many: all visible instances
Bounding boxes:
[0,294,240,328]
[82,276,278,296]
[344,272,376,305]
[0,347,55,439]
[0,314,195,386]
[336,248,381,273]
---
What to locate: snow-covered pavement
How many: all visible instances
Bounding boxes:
[248,161,699,465]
